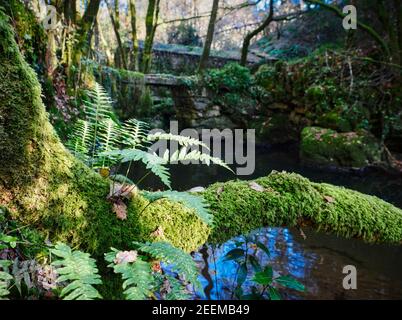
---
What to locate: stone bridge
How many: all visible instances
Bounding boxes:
[144,74,201,127]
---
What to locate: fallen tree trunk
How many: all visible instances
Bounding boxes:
[0,12,401,258]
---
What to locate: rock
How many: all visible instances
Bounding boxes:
[300,127,382,168]
[188,186,206,193]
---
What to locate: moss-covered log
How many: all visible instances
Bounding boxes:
[1,12,401,260]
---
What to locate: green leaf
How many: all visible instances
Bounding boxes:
[223,248,245,261]
[256,241,270,257]
[133,242,201,291]
[268,286,281,300]
[248,255,262,273]
[236,262,248,287]
[105,249,154,300]
[102,149,171,188]
[252,266,273,286]
[275,275,305,292]
[50,243,102,300]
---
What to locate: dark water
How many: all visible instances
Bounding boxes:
[127,143,402,209]
[193,227,402,300]
[124,143,402,300]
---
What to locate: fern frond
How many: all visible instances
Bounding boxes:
[142,191,213,225]
[105,248,154,300]
[165,275,191,300]
[147,132,210,151]
[102,149,171,188]
[66,119,93,162]
[0,260,12,300]
[84,82,116,123]
[133,242,201,291]
[163,147,233,172]
[95,118,122,168]
[122,119,149,148]
[50,243,102,300]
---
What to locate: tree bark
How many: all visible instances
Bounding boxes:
[197,0,219,73]
[141,0,161,74]
[106,0,128,69]
[72,0,101,66]
[240,0,274,66]
[129,0,139,71]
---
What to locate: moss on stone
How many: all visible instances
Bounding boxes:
[300,126,382,168]
[204,171,402,244]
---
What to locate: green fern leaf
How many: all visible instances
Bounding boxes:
[165,275,191,300]
[147,132,210,150]
[50,243,102,300]
[66,119,93,162]
[105,248,154,300]
[134,242,201,291]
[142,191,213,225]
[122,119,149,148]
[102,149,171,188]
[164,147,234,172]
[0,260,12,300]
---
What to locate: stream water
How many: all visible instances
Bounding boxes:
[124,143,402,300]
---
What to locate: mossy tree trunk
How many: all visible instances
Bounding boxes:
[141,0,160,74]
[129,0,139,71]
[1,12,402,259]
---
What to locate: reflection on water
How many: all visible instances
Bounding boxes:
[123,144,402,299]
[193,227,402,300]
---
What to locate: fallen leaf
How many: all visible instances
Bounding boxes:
[151,261,162,273]
[249,182,265,192]
[299,227,307,240]
[114,250,138,264]
[324,195,335,203]
[113,200,127,220]
[109,183,136,199]
[151,226,164,238]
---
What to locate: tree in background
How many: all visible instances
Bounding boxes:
[106,0,128,69]
[141,0,161,73]
[129,0,139,70]
[198,0,219,73]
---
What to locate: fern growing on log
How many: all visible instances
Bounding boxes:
[122,119,149,148]
[105,248,154,300]
[50,243,102,300]
[104,149,171,188]
[0,260,12,300]
[133,241,201,291]
[142,191,213,225]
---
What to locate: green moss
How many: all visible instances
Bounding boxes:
[0,11,208,255]
[300,127,382,168]
[205,171,402,244]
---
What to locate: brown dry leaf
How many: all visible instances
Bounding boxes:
[324,195,335,203]
[114,250,138,264]
[299,228,307,240]
[151,226,164,239]
[113,200,127,220]
[109,183,136,199]
[249,182,265,192]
